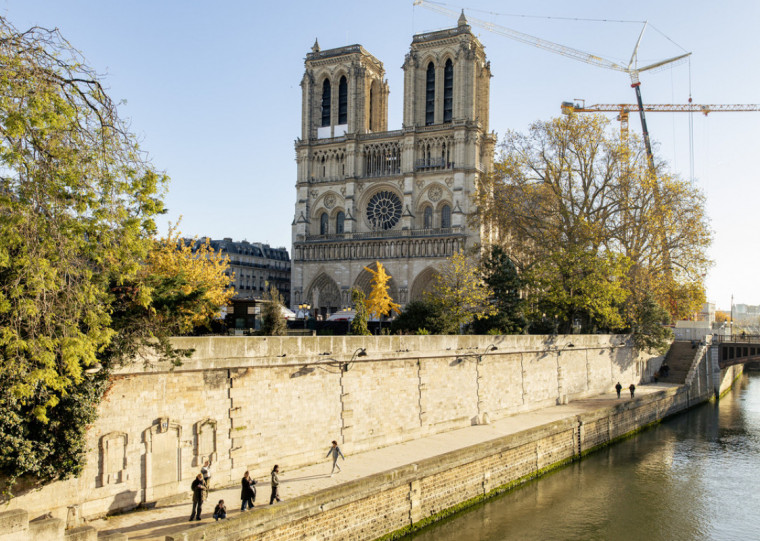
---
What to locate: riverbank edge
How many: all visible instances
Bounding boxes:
[376,391,686,541]
[163,383,717,541]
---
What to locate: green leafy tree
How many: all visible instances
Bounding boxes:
[0,20,229,492]
[390,300,443,335]
[630,292,673,354]
[427,252,496,334]
[260,285,287,336]
[472,245,525,334]
[477,113,711,336]
[350,288,371,336]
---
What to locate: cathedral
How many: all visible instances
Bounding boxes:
[290,13,495,316]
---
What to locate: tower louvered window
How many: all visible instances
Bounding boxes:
[338,76,348,125]
[443,59,453,123]
[321,79,331,127]
[425,62,435,126]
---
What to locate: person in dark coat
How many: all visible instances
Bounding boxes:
[241,471,256,511]
[629,383,636,398]
[213,500,227,521]
[269,464,282,504]
[615,382,622,398]
[189,473,207,521]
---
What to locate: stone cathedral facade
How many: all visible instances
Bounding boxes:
[291,14,495,316]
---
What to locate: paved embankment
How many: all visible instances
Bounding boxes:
[92,383,683,541]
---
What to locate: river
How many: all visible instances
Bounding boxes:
[405,372,760,541]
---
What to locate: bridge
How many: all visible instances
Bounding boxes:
[712,334,760,368]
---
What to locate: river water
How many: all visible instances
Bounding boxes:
[406,373,760,541]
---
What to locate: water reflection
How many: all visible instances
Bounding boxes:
[407,374,760,541]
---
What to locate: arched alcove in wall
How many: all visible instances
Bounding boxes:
[306,273,342,314]
[410,267,439,302]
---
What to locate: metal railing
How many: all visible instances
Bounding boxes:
[712,334,760,344]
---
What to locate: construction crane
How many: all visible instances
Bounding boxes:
[562,100,760,137]
[413,0,690,172]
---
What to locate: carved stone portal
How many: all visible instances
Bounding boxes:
[99,431,128,487]
[194,418,217,466]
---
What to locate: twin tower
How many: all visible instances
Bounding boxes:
[291,13,495,315]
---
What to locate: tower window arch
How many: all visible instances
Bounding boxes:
[423,206,433,229]
[338,76,348,125]
[440,204,451,228]
[320,212,329,235]
[336,211,345,234]
[443,59,453,123]
[425,62,435,126]
[321,79,331,127]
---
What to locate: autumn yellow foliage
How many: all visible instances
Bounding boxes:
[364,262,401,320]
[143,228,235,333]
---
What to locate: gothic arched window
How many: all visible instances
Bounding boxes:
[443,59,453,123]
[321,79,331,127]
[425,62,435,126]
[320,212,329,235]
[338,76,348,125]
[441,204,451,228]
[423,206,433,229]
[336,211,345,234]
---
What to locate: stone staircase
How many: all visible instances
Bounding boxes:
[658,341,699,384]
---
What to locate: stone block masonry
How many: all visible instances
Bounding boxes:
[160,383,718,541]
[2,335,661,524]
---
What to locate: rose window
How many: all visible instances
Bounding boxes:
[366,190,402,230]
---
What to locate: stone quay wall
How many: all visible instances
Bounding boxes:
[2,335,660,524]
[163,365,742,541]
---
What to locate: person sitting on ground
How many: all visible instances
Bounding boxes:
[213,500,227,521]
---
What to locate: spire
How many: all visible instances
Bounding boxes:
[311,38,320,53]
[458,9,468,27]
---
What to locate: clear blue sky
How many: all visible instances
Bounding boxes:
[4,0,759,310]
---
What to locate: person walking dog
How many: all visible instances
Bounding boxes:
[326,440,345,476]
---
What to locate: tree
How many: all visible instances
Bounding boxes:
[389,300,444,335]
[260,284,286,336]
[631,293,673,354]
[426,252,495,334]
[472,245,525,334]
[0,20,230,492]
[476,113,711,337]
[349,288,371,336]
[364,262,401,321]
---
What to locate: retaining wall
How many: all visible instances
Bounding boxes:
[2,335,657,524]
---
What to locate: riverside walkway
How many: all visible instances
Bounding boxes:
[92,384,673,540]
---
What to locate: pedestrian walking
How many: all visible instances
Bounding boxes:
[240,471,256,511]
[615,382,622,399]
[201,459,212,488]
[269,465,282,504]
[213,500,227,521]
[629,383,636,398]
[189,474,207,521]
[326,440,345,476]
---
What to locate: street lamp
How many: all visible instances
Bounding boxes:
[343,347,367,372]
[298,303,311,330]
